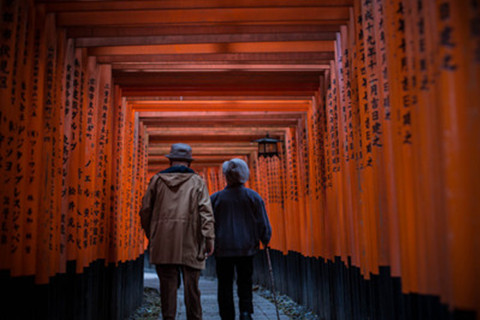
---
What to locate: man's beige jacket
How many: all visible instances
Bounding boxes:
[139,171,215,270]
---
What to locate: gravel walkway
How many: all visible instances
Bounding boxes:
[130,272,319,320]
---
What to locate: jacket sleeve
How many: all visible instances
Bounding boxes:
[256,196,272,246]
[139,175,158,238]
[198,182,215,240]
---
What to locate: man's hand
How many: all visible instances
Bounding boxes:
[205,238,214,257]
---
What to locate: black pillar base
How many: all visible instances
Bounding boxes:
[251,250,476,320]
[0,256,144,320]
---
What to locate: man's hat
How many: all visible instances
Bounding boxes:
[165,143,194,161]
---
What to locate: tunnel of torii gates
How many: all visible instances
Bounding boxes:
[0,0,479,319]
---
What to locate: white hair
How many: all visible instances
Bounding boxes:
[222,158,250,185]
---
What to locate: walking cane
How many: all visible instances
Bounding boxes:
[265,246,281,320]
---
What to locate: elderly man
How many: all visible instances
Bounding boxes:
[210,158,272,320]
[139,143,215,320]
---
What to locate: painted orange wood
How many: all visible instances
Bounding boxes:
[56,7,349,27]
[88,41,335,56]
[0,0,479,315]
[10,0,29,279]
[335,27,353,265]
[435,0,480,312]
[45,0,354,12]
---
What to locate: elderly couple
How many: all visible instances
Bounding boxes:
[139,143,272,320]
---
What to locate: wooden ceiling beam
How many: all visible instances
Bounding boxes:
[148,135,279,144]
[122,86,318,95]
[132,97,311,104]
[148,163,226,172]
[149,154,238,160]
[97,52,334,63]
[122,89,316,97]
[141,118,302,130]
[141,119,299,127]
[56,8,349,27]
[131,101,311,112]
[140,114,304,124]
[148,160,241,166]
[75,32,337,47]
[115,61,328,67]
[149,151,257,160]
[111,62,330,73]
[140,117,299,130]
[114,71,322,87]
[128,95,312,101]
[87,41,334,56]
[149,159,234,167]
[139,116,305,122]
[133,96,311,102]
[66,24,343,38]
[139,111,304,120]
[149,142,256,148]
[148,146,257,155]
[148,152,252,159]
[45,0,353,12]
[146,128,286,138]
[119,86,320,97]
[144,125,291,134]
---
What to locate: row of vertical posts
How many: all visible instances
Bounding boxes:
[325,0,480,313]
[232,0,480,315]
[0,1,147,284]
[200,166,226,195]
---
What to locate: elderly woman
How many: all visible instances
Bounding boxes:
[210,158,272,320]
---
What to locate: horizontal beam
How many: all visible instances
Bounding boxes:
[122,89,317,97]
[66,24,343,38]
[131,98,311,106]
[76,32,337,47]
[137,110,306,118]
[148,134,283,144]
[149,142,256,148]
[122,86,318,95]
[141,119,299,127]
[56,8,349,26]
[144,125,291,133]
[114,71,323,88]
[45,0,353,12]
[148,146,257,155]
[148,163,226,172]
[140,111,303,121]
[97,52,334,63]
[87,41,334,56]
[124,90,316,97]
[115,61,329,67]
[142,118,299,129]
[130,96,312,101]
[111,63,330,72]
[131,100,311,112]
[148,154,249,161]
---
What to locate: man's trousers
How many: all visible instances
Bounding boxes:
[215,256,254,320]
[155,264,202,320]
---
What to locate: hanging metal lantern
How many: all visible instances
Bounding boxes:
[254,133,280,157]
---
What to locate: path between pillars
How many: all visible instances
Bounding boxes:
[144,271,290,320]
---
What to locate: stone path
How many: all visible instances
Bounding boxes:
[144,271,290,320]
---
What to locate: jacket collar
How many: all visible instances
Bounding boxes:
[225,183,244,189]
[160,165,195,174]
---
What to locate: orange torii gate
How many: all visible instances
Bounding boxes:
[0,0,479,319]
[0,5,147,319]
